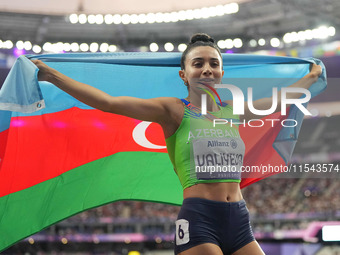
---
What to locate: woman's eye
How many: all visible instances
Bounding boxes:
[194,63,202,67]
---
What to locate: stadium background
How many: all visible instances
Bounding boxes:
[0,0,339,254]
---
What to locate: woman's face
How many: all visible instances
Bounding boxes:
[179,46,224,91]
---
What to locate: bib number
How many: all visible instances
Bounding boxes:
[175,219,189,245]
[191,137,245,180]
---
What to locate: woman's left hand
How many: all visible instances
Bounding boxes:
[309,63,322,78]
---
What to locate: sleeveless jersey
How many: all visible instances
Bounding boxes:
[165,99,245,190]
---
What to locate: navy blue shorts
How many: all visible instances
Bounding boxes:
[174,197,255,255]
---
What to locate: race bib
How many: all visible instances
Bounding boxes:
[175,219,190,245]
[191,137,245,180]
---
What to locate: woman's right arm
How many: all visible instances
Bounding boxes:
[32,60,172,124]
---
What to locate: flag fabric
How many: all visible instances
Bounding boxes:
[0,53,326,251]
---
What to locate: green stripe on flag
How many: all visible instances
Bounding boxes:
[0,151,182,251]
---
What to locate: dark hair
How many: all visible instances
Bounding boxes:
[180,33,222,70]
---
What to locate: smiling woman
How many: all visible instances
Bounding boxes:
[179,34,224,113]
[16,33,258,255]
[164,34,262,255]
[30,33,266,255]
[0,31,326,253]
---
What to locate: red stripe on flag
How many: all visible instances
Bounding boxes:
[240,111,287,188]
[0,107,167,197]
[0,107,290,196]
[0,129,9,171]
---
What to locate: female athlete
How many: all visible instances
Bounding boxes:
[32,33,322,255]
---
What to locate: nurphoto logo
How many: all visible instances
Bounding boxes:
[200,84,311,128]
[201,84,311,116]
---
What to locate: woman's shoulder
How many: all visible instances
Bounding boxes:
[158,97,185,107]
[156,97,186,138]
[155,97,185,118]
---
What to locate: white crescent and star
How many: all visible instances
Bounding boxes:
[132,121,166,149]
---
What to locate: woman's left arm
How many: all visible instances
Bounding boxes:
[240,63,322,121]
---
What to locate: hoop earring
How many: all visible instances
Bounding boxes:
[184,82,189,87]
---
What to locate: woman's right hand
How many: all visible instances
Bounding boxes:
[29,58,177,128]
[31,59,53,82]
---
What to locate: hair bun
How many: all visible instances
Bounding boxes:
[190,33,215,44]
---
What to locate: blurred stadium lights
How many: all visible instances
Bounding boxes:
[0,40,14,49]
[258,38,266,46]
[225,39,233,49]
[80,43,89,52]
[177,43,187,52]
[61,237,68,244]
[90,42,99,52]
[71,42,80,52]
[233,38,243,48]
[0,24,337,55]
[270,38,281,48]
[68,3,239,25]
[164,42,174,52]
[149,42,159,52]
[249,39,257,47]
[108,45,117,52]
[100,43,109,52]
[32,45,42,54]
[78,14,87,24]
[155,237,162,243]
[13,48,25,57]
[283,26,336,43]
[15,40,24,50]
